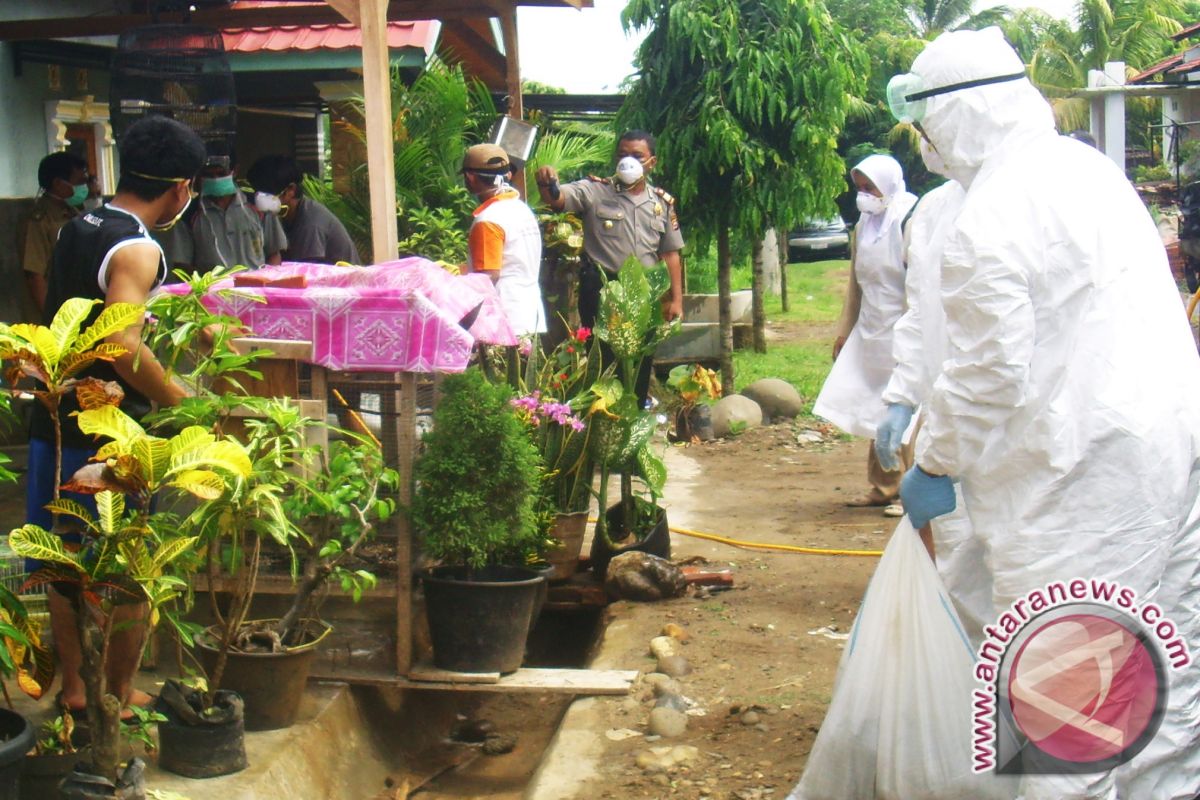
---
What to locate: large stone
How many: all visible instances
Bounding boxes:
[648,707,689,738]
[649,636,679,661]
[711,395,763,438]
[740,378,803,421]
[605,552,687,602]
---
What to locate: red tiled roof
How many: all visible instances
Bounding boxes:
[1132,53,1184,83]
[1173,21,1200,41]
[1169,56,1200,75]
[222,20,436,53]
[221,2,437,54]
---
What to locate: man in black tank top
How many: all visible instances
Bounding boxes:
[28,116,205,720]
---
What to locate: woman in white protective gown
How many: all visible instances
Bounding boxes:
[814,154,917,516]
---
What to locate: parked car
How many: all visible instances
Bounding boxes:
[787,216,850,262]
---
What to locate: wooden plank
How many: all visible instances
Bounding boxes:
[231,337,314,362]
[193,572,400,598]
[0,1,593,40]
[439,19,507,90]
[326,0,363,26]
[310,666,638,694]
[394,372,418,675]
[408,659,501,684]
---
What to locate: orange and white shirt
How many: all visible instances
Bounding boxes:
[468,189,546,336]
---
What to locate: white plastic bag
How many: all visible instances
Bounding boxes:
[789,518,1014,800]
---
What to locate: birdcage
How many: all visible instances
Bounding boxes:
[109,24,237,157]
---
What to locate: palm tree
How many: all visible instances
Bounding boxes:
[906,0,1012,37]
[1024,0,1186,135]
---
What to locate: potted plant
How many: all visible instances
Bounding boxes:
[587,260,681,576]
[663,363,722,442]
[506,324,606,581]
[185,427,396,733]
[411,368,546,674]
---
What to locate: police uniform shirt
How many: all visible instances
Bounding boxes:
[20,193,77,279]
[559,179,684,274]
[283,197,360,265]
[31,204,167,448]
[192,191,288,271]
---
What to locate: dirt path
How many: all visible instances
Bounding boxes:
[539,317,898,800]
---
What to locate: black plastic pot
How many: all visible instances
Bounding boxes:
[423,565,544,674]
[530,562,557,619]
[195,619,331,731]
[21,750,87,799]
[156,681,248,779]
[589,501,671,579]
[0,708,32,800]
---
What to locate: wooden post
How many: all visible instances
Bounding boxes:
[394,372,418,676]
[359,0,399,262]
[497,2,526,199]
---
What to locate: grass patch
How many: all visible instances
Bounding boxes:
[731,259,847,414]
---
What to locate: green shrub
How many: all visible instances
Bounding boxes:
[1135,163,1172,183]
[412,369,543,569]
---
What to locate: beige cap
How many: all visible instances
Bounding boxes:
[462,143,510,173]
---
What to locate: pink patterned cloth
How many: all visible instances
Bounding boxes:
[157,258,517,373]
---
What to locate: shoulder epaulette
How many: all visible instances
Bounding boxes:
[654,186,675,206]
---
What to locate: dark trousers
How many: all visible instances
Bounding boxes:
[578,261,653,404]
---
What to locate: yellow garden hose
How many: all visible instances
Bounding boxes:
[588,518,883,557]
[1188,287,1200,325]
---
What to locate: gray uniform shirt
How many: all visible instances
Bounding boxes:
[192,192,287,271]
[283,198,359,264]
[559,179,684,273]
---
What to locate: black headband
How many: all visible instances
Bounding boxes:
[906,71,1027,102]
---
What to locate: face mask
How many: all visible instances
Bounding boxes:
[201,175,238,197]
[153,188,194,232]
[919,137,948,178]
[856,191,888,216]
[616,156,644,186]
[66,182,89,208]
[254,192,282,214]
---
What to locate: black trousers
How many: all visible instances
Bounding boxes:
[578,261,653,404]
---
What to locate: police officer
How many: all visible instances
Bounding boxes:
[21,151,89,315]
[535,130,684,326]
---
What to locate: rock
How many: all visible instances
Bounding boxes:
[662,622,690,642]
[655,692,688,712]
[741,710,761,725]
[649,635,678,660]
[711,395,763,438]
[636,750,668,773]
[605,552,687,601]
[450,718,495,743]
[481,733,516,755]
[741,378,803,421]
[642,673,682,697]
[670,745,700,766]
[636,744,700,773]
[648,706,688,738]
[657,654,692,677]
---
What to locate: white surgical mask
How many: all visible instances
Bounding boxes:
[254,191,282,214]
[616,156,644,186]
[919,138,949,178]
[856,191,887,216]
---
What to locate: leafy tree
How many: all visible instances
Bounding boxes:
[620,0,865,388]
[523,79,567,94]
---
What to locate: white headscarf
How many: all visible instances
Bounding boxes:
[852,154,916,244]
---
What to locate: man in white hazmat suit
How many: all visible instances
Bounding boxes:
[872,171,997,646]
[888,27,1200,799]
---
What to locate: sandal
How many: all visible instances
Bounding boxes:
[883,503,904,518]
[845,493,891,508]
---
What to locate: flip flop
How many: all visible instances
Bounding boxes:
[844,494,891,508]
[883,503,904,518]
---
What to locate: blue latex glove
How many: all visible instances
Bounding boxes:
[874,403,915,471]
[900,465,956,529]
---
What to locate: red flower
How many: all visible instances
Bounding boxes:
[574,327,591,343]
[566,345,575,354]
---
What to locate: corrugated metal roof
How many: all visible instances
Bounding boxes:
[222,20,436,53]
[1131,54,1184,83]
